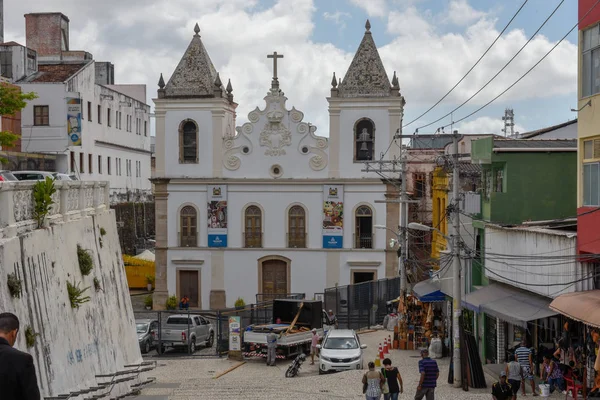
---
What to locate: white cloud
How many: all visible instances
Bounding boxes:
[446,0,487,26]
[456,116,526,135]
[323,10,351,30]
[3,0,576,136]
[348,0,387,18]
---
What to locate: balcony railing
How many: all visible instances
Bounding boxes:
[244,231,262,248]
[354,233,373,249]
[287,232,306,248]
[0,180,110,238]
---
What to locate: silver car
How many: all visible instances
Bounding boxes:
[317,329,366,374]
[136,319,159,354]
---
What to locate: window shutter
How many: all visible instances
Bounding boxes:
[594,139,600,159]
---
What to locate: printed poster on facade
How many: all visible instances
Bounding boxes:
[322,185,344,248]
[67,97,82,146]
[207,185,228,247]
[229,316,241,351]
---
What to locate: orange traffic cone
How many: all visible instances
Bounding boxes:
[388,335,393,351]
[375,343,383,367]
[383,338,389,355]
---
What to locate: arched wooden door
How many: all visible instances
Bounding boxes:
[261,259,288,299]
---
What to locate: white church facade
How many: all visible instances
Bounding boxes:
[153,21,405,309]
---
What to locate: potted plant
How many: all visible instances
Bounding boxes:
[145,275,155,292]
[166,295,178,310]
[144,294,153,310]
[234,297,245,310]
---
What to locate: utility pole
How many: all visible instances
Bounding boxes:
[399,148,408,297]
[451,131,462,388]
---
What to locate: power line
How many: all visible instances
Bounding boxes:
[437,0,600,130]
[416,0,565,131]
[402,0,530,129]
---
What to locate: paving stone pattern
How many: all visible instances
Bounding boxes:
[133,330,565,400]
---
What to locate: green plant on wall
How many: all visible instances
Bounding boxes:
[67,281,91,308]
[100,227,107,236]
[145,274,155,287]
[32,176,57,228]
[166,295,178,310]
[7,273,22,298]
[25,326,39,348]
[234,297,246,309]
[77,245,93,276]
[93,277,102,292]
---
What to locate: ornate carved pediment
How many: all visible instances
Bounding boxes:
[223,87,329,172]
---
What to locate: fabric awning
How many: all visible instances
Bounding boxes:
[549,290,600,328]
[463,284,557,328]
[412,280,446,302]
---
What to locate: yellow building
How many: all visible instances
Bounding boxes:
[431,166,449,261]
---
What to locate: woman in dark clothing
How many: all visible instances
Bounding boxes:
[382,358,403,400]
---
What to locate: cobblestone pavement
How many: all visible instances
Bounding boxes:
[132,329,564,400]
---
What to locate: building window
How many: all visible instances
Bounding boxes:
[179,120,198,163]
[144,121,148,136]
[179,206,197,247]
[88,154,93,174]
[1,50,13,79]
[107,108,111,127]
[107,157,111,175]
[414,172,426,198]
[354,205,373,249]
[583,162,600,206]
[354,119,375,161]
[288,205,306,248]
[494,169,504,192]
[97,105,102,124]
[79,153,84,173]
[70,151,75,173]
[98,155,102,174]
[582,24,600,97]
[87,102,92,121]
[33,105,49,126]
[244,205,262,248]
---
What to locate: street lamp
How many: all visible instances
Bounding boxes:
[374,224,406,295]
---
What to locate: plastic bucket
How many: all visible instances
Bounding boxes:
[539,384,550,397]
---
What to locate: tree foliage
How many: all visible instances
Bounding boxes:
[0,84,37,148]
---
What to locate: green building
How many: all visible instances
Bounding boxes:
[466,137,577,363]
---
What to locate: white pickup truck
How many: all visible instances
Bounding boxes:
[159,314,214,353]
[243,299,333,359]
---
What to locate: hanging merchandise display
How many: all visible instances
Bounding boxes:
[395,294,448,352]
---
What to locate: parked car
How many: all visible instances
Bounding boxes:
[136,319,159,354]
[52,172,72,181]
[317,329,366,374]
[0,170,18,181]
[12,171,55,181]
[160,314,214,353]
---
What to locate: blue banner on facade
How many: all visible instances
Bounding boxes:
[208,234,227,248]
[323,235,343,249]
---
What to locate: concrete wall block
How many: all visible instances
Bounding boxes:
[0,209,142,397]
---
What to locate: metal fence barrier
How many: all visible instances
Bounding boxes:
[324,277,401,331]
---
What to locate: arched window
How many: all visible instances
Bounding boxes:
[180,206,197,247]
[354,119,375,161]
[179,120,198,163]
[288,205,306,248]
[354,205,373,249]
[244,205,262,248]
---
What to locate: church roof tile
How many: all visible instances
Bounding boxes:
[163,24,221,98]
[338,20,393,98]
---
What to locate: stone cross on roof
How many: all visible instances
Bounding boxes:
[267,51,284,89]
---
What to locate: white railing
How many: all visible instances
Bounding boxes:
[0,180,110,238]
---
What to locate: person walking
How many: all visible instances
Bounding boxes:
[515,340,538,396]
[415,348,439,400]
[382,358,403,400]
[0,312,41,400]
[541,354,565,394]
[492,371,513,400]
[506,354,523,400]
[266,327,278,366]
[327,310,338,329]
[362,361,385,400]
[310,328,319,365]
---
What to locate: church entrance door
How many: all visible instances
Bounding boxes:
[262,259,288,300]
[179,270,200,308]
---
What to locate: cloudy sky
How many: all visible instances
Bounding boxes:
[5,0,578,136]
